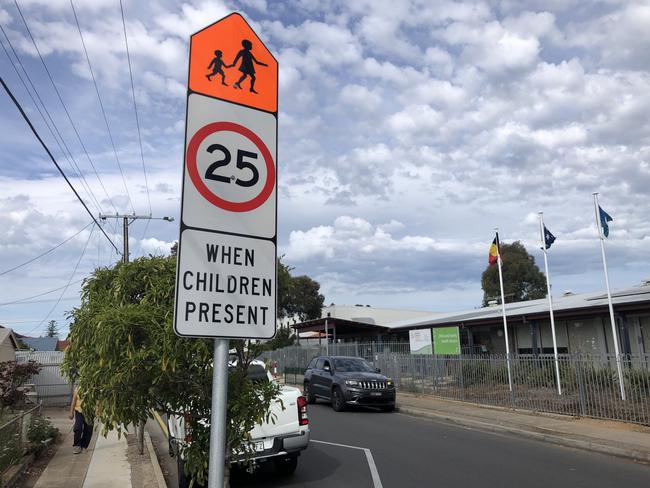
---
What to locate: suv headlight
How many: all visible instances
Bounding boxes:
[345,380,359,387]
[387,379,395,388]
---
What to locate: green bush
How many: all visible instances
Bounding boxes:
[625,368,650,395]
[402,379,423,394]
[28,417,59,450]
[0,427,21,473]
[461,361,509,386]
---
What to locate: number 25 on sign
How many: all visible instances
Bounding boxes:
[186,120,275,214]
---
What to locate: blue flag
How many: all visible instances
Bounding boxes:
[544,226,556,249]
[599,206,613,238]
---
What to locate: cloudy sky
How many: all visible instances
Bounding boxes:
[1,0,649,337]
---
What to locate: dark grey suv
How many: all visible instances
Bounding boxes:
[303,356,395,412]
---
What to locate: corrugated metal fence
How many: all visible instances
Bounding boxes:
[261,343,650,426]
[16,351,73,407]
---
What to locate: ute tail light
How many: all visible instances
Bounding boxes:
[297,395,309,426]
[184,413,192,443]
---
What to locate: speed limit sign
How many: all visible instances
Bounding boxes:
[181,94,276,239]
[174,13,278,339]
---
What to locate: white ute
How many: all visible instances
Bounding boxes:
[167,360,309,487]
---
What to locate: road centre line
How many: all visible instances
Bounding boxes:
[311,439,384,488]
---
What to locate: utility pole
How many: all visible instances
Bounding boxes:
[99,214,174,263]
[99,212,174,453]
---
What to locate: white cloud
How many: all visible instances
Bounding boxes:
[339,84,382,112]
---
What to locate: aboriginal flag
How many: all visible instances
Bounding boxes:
[488,234,500,265]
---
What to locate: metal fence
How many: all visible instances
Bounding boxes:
[0,403,41,474]
[260,343,650,426]
[16,351,73,406]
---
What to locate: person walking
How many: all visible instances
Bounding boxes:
[69,387,93,454]
[231,39,268,93]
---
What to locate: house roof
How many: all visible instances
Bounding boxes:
[0,327,19,349]
[21,336,59,351]
[386,284,650,330]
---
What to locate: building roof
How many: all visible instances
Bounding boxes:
[0,327,19,349]
[21,336,59,351]
[386,283,650,330]
[320,304,434,325]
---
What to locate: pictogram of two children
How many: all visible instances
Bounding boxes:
[207,39,268,94]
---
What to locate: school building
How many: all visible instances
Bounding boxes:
[290,282,650,356]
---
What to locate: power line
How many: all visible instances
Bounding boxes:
[0,25,104,215]
[13,0,133,214]
[1,76,120,253]
[0,221,94,277]
[0,316,67,324]
[69,0,133,216]
[119,0,152,214]
[0,279,85,307]
[0,296,80,306]
[26,223,95,336]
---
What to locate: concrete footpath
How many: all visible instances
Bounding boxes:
[396,392,650,463]
[32,409,166,488]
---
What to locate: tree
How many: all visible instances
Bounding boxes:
[262,326,296,351]
[62,255,280,487]
[286,275,324,321]
[276,257,324,321]
[481,241,546,306]
[0,360,40,416]
[276,257,293,320]
[45,320,58,338]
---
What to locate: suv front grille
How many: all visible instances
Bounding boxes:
[359,381,387,390]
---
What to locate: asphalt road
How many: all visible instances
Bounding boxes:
[233,401,650,488]
[149,402,650,488]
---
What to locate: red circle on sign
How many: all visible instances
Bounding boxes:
[186,121,275,212]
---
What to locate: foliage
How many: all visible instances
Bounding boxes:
[277,256,324,321]
[28,416,59,454]
[62,255,281,487]
[286,275,325,321]
[0,360,40,415]
[46,320,58,338]
[461,361,509,387]
[0,425,21,474]
[276,257,292,319]
[402,379,423,394]
[262,326,296,351]
[480,241,546,306]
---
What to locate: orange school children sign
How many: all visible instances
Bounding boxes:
[189,13,278,113]
[174,13,278,339]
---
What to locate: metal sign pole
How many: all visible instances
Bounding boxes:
[208,338,229,488]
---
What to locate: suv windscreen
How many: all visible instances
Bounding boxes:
[333,358,375,372]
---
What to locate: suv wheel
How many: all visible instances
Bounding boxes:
[331,386,346,412]
[303,382,315,404]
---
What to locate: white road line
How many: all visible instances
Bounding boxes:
[311,439,384,488]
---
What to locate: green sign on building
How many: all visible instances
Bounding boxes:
[432,326,461,355]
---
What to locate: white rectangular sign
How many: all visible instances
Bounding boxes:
[175,229,276,338]
[409,329,433,355]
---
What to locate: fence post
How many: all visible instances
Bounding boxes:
[459,356,465,401]
[575,355,587,417]
[509,354,516,408]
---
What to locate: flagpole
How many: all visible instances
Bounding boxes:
[495,227,513,392]
[538,212,562,395]
[593,193,625,401]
